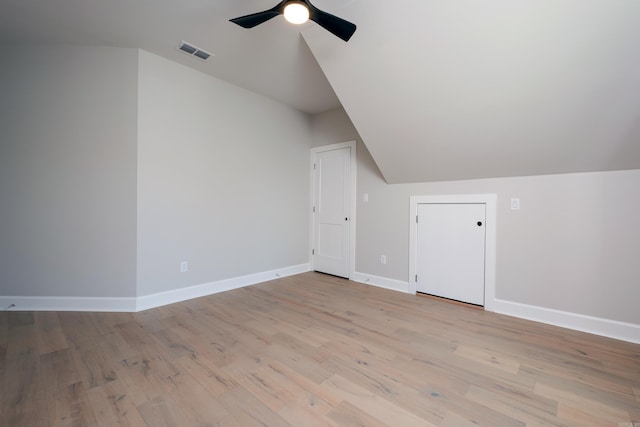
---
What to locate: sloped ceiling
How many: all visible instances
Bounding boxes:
[0,0,350,114]
[2,0,639,183]
[304,0,640,183]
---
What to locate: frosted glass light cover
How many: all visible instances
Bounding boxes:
[284,3,309,24]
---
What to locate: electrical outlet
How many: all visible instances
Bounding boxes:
[380,255,387,265]
[180,261,188,273]
[510,198,520,210]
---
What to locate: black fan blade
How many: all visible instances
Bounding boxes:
[230,0,357,42]
[308,2,356,42]
[229,1,287,29]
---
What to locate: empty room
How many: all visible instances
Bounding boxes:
[1,0,639,426]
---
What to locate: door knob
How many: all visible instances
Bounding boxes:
[477,221,483,226]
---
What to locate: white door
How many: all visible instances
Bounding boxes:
[312,146,351,278]
[416,203,486,305]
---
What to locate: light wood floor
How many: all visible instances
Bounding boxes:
[1,272,639,426]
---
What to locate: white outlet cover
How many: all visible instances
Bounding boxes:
[510,198,520,210]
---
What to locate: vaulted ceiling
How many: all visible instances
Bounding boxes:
[0,0,348,114]
[2,0,640,184]
[303,1,640,183]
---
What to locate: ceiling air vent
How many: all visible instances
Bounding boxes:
[177,41,213,61]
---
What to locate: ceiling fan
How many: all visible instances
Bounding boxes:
[229,0,357,42]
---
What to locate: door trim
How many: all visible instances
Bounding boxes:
[409,194,497,311]
[310,141,357,279]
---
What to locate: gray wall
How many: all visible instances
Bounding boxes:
[136,51,312,296]
[4,42,637,329]
[312,108,640,325]
[0,46,313,302]
[0,46,138,298]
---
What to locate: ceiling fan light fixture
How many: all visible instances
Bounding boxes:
[230,0,356,42]
[284,1,309,25]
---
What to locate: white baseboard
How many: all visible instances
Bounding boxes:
[492,298,640,344]
[351,272,410,293]
[136,263,310,312]
[0,263,311,313]
[5,266,636,345]
[0,296,137,312]
[349,272,640,345]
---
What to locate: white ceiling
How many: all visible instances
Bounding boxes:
[305,0,640,183]
[0,0,358,114]
[3,0,640,183]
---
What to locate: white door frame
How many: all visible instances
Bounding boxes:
[310,141,357,279]
[409,194,497,311]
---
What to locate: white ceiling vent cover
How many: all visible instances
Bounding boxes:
[177,41,213,61]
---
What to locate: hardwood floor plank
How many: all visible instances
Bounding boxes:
[555,403,624,427]
[225,354,341,427]
[223,355,300,412]
[149,327,199,360]
[270,359,340,425]
[209,315,276,357]
[322,354,446,425]
[58,312,102,352]
[0,312,8,349]
[2,322,42,426]
[86,379,147,426]
[279,400,340,427]
[238,356,344,416]
[7,311,34,328]
[535,381,632,424]
[465,384,563,426]
[156,364,230,425]
[51,381,99,427]
[115,319,157,349]
[136,396,184,427]
[0,312,6,410]
[262,340,333,384]
[440,411,497,427]
[394,343,532,398]
[246,317,328,349]
[318,329,398,363]
[35,312,69,355]
[527,363,640,418]
[320,374,437,427]
[216,386,294,427]
[172,352,239,397]
[69,339,118,390]
[325,401,390,427]
[89,312,133,336]
[2,272,639,426]
[113,343,180,407]
[95,329,138,365]
[39,348,81,392]
[454,344,521,375]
